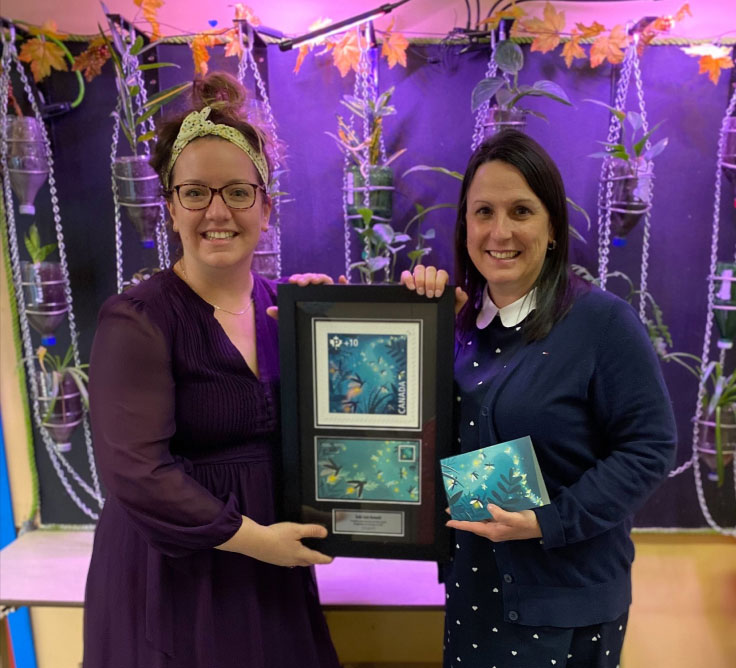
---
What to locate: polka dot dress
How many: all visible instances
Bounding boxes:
[444,315,628,668]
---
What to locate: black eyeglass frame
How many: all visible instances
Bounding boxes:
[166,182,267,211]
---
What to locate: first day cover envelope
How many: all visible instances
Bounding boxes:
[440,436,550,521]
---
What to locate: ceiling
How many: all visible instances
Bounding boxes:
[0,0,730,42]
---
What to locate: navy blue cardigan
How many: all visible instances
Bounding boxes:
[461,285,677,627]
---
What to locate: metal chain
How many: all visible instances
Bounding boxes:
[243,22,283,278]
[124,32,166,274]
[596,43,635,289]
[110,100,126,293]
[112,27,169,288]
[471,29,500,152]
[341,51,361,281]
[357,26,376,281]
[683,85,736,536]
[633,46,653,325]
[0,28,102,519]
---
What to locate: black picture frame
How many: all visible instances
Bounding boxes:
[277,284,454,561]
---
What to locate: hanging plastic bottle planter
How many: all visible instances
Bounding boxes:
[470,39,570,141]
[604,158,654,246]
[101,10,190,290]
[721,115,736,185]
[37,369,84,453]
[5,116,49,215]
[695,414,736,483]
[694,360,736,486]
[112,154,161,249]
[482,107,527,138]
[712,262,736,349]
[345,164,395,222]
[20,261,68,345]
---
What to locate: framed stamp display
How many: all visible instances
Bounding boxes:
[277,284,454,561]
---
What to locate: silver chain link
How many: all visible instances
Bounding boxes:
[357,25,377,281]
[0,27,102,520]
[241,22,283,278]
[682,85,736,536]
[632,52,653,324]
[111,26,169,291]
[597,43,634,289]
[471,29,500,152]
[110,100,126,293]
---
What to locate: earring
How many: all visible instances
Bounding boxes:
[547,240,557,251]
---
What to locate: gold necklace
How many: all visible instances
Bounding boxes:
[177,261,253,316]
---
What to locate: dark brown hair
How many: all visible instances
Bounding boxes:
[455,130,585,341]
[150,71,272,192]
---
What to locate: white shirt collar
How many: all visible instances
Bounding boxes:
[476,286,537,329]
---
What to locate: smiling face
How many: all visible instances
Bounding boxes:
[465,160,553,308]
[167,136,270,274]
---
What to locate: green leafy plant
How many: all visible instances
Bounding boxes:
[100,25,190,155]
[36,344,89,419]
[349,207,413,283]
[326,86,406,167]
[586,100,669,164]
[471,40,572,119]
[24,224,57,264]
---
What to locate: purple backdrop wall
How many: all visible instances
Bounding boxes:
[13,39,735,528]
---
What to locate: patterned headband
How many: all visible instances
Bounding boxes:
[164,106,269,189]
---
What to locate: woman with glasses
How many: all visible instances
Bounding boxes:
[83,73,340,668]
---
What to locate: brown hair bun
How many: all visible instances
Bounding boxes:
[191,72,247,117]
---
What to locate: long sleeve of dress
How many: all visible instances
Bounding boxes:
[89,296,243,557]
[534,298,677,549]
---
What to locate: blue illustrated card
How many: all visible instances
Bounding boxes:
[440,436,550,521]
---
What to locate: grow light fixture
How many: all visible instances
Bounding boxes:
[278,0,412,51]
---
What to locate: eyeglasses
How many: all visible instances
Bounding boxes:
[169,182,266,211]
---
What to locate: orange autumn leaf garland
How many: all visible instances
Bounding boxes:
[698,54,734,85]
[18,20,68,82]
[188,5,266,76]
[292,18,333,74]
[191,32,218,77]
[234,4,261,26]
[518,2,565,54]
[292,17,408,77]
[134,0,164,42]
[506,1,718,83]
[382,17,409,69]
[331,31,365,77]
[72,36,111,82]
[19,38,67,82]
[478,4,524,31]
[589,25,630,68]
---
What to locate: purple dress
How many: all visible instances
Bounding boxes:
[83,269,339,668]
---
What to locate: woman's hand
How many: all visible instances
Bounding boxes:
[286,273,347,286]
[216,516,333,567]
[400,265,469,314]
[447,504,542,542]
[267,273,348,319]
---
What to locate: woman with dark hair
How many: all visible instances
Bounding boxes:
[83,72,339,668]
[404,130,676,667]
